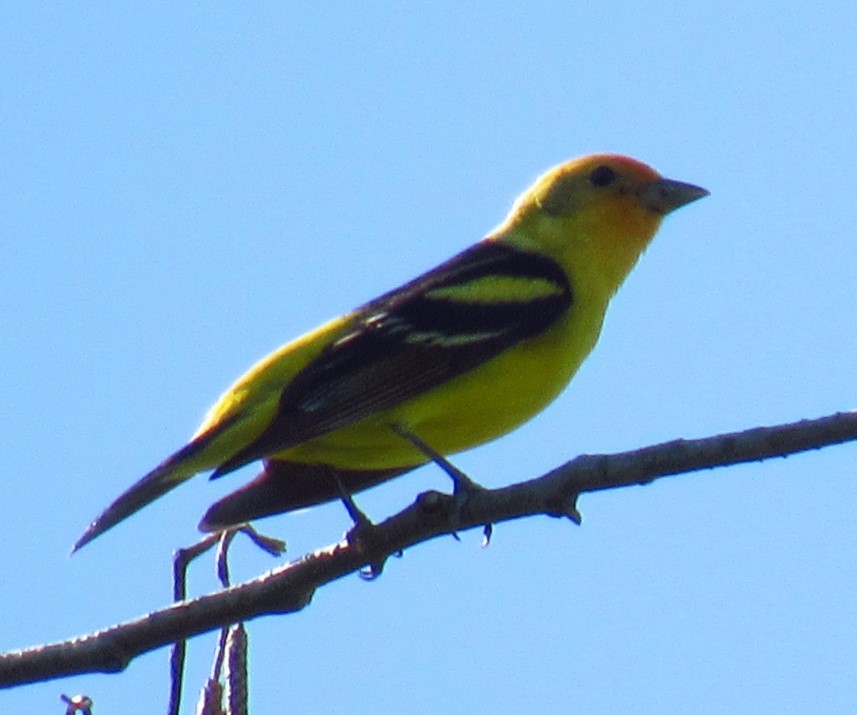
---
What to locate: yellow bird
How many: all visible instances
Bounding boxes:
[74,154,708,551]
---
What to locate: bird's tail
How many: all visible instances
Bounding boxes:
[71,437,215,553]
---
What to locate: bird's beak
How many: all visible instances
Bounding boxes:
[641,178,710,215]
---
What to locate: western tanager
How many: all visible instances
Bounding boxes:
[73,154,708,551]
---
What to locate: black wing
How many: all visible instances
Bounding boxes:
[212,240,572,476]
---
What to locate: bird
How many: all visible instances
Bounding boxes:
[73,154,708,551]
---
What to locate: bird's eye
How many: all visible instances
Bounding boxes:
[588,165,617,188]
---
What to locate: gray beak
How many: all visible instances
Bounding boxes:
[641,178,709,215]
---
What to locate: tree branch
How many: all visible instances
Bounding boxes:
[2,411,856,688]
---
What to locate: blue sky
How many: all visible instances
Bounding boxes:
[2,3,856,713]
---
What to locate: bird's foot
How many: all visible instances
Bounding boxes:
[390,423,493,541]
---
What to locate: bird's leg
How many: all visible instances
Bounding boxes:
[389,423,492,543]
[388,423,485,498]
[328,469,374,533]
[326,468,388,579]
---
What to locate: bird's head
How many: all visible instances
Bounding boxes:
[497,153,709,290]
